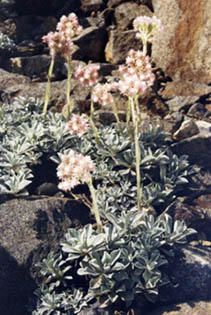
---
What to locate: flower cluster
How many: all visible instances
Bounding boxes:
[118,49,155,96]
[74,63,100,86]
[133,15,163,43]
[42,31,73,58]
[91,83,114,106]
[66,114,89,137]
[88,48,155,101]
[42,13,83,58]
[57,150,95,191]
[57,13,83,38]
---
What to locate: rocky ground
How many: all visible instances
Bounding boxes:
[0,0,211,314]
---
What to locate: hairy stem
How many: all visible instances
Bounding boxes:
[90,99,100,145]
[43,56,55,118]
[65,55,72,120]
[111,102,123,136]
[126,99,133,142]
[130,96,142,210]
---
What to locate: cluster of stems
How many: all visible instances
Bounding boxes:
[48,14,162,231]
[42,13,83,120]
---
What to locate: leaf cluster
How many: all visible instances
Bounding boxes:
[0,31,16,52]
[0,97,78,194]
[33,211,196,314]
[0,96,197,204]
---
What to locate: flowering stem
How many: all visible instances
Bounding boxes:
[130,96,142,210]
[111,102,123,136]
[142,39,147,56]
[90,100,100,145]
[65,55,72,120]
[90,117,100,146]
[126,100,133,142]
[90,98,95,121]
[88,178,102,234]
[43,56,55,118]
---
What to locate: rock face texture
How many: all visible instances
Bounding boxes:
[171,133,211,168]
[105,2,152,64]
[147,242,211,314]
[160,243,211,302]
[152,0,211,84]
[0,196,90,315]
[148,301,211,315]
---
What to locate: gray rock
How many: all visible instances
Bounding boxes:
[163,169,211,236]
[0,67,64,107]
[163,112,184,134]
[161,81,211,99]
[0,15,45,43]
[0,67,30,89]
[16,40,42,57]
[6,54,64,80]
[107,0,127,9]
[166,96,199,113]
[0,67,92,111]
[170,134,211,169]
[148,300,211,315]
[195,120,211,136]
[194,194,211,240]
[105,29,140,64]
[14,0,70,16]
[0,196,90,315]
[74,26,107,62]
[84,14,106,29]
[114,2,152,31]
[96,109,125,124]
[81,0,103,13]
[173,119,199,141]
[187,102,207,118]
[79,301,111,315]
[105,2,153,64]
[35,182,59,196]
[0,0,17,21]
[107,0,152,9]
[158,243,211,303]
[164,197,211,241]
[164,199,204,229]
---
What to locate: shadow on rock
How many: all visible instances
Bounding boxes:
[0,246,37,315]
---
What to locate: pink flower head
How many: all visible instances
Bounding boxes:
[57,150,95,191]
[118,49,155,97]
[91,83,114,106]
[42,30,73,58]
[133,15,163,43]
[57,13,83,39]
[74,63,100,86]
[66,114,89,137]
[43,13,83,58]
